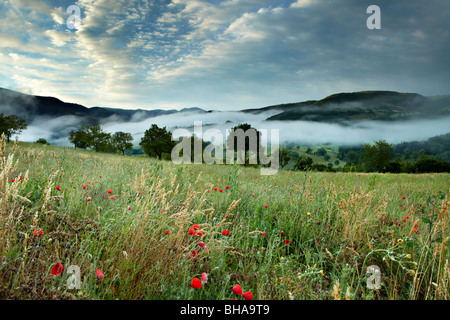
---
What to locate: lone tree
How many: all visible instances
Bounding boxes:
[226,123,263,166]
[112,131,134,155]
[87,124,111,152]
[69,123,90,149]
[0,113,27,142]
[69,123,111,152]
[294,155,313,171]
[362,140,394,172]
[279,147,291,169]
[140,124,174,160]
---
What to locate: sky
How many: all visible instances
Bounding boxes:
[0,0,449,111]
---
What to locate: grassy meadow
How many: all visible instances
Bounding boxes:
[0,136,449,300]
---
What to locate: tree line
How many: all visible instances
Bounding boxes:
[1,112,449,173]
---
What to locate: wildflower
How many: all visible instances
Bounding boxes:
[280,231,284,235]
[96,269,104,280]
[87,197,91,202]
[213,187,218,191]
[188,228,196,236]
[110,196,115,200]
[319,270,324,276]
[191,277,202,289]
[196,231,203,237]
[402,196,406,200]
[222,229,230,236]
[201,272,208,285]
[406,215,409,219]
[56,186,61,191]
[242,291,253,300]
[225,215,229,218]
[225,186,230,190]
[190,250,199,258]
[307,212,311,216]
[406,254,411,259]
[198,241,209,254]
[219,189,223,192]
[251,194,255,197]
[192,224,200,230]
[128,206,131,210]
[262,231,267,238]
[107,189,113,194]
[164,230,169,235]
[397,239,404,244]
[381,217,386,222]
[262,247,267,251]
[232,284,243,295]
[402,219,407,223]
[264,204,268,209]
[51,262,64,276]
[33,229,43,237]
[82,185,87,190]
[10,179,15,182]
[284,239,290,245]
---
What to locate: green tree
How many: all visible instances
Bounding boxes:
[86,124,111,152]
[140,124,174,160]
[362,140,394,172]
[279,147,291,169]
[35,138,50,145]
[112,131,134,155]
[294,155,313,171]
[69,123,90,149]
[226,123,263,166]
[0,113,27,143]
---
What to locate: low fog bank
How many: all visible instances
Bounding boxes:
[19,110,450,148]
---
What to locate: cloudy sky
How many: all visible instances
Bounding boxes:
[0,0,448,111]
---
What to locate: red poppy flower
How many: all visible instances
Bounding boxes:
[225,215,229,218]
[201,272,208,284]
[164,230,169,235]
[192,224,200,230]
[190,250,199,258]
[219,189,223,192]
[107,189,112,194]
[188,228,196,236]
[243,291,253,300]
[213,187,218,191]
[51,262,64,276]
[18,176,23,181]
[82,185,87,190]
[222,229,230,236]
[264,204,268,208]
[262,247,267,251]
[110,196,115,200]
[191,277,202,289]
[56,186,61,191]
[232,284,243,295]
[33,229,43,237]
[284,239,290,245]
[402,196,406,200]
[196,231,203,237]
[225,186,230,190]
[10,179,15,183]
[128,206,131,210]
[96,269,104,280]
[280,231,284,235]
[87,197,91,202]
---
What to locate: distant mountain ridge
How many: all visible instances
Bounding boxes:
[243,91,450,123]
[0,87,207,123]
[1,87,449,125]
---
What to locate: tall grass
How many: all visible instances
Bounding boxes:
[0,136,448,300]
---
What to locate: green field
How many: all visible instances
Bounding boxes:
[0,138,449,300]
